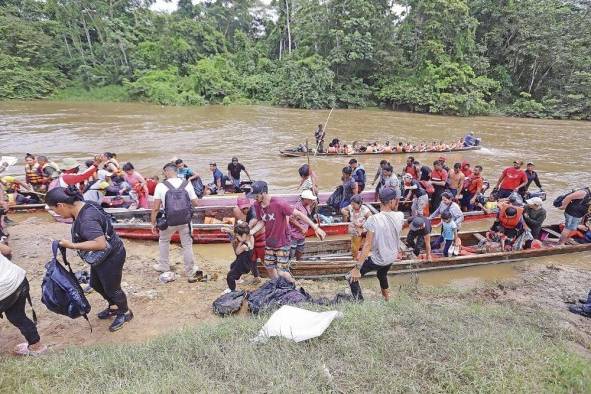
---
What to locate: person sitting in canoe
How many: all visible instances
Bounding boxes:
[36,155,60,192]
[487,201,525,251]
[327,142,338,154]
[24,154,43,193]
[463,132,480,147]
[1,176,40,205]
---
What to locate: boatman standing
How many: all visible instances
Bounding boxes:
[314,124,325,153]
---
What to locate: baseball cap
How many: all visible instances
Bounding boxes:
[526,162,534,166]
[438,156,446,162]
[409,216,427,231]
[379,187,399,203]
[300,189,318,201]
[246,181,268,198]
[513,160,524,165]
[402,173,413,180]
[526,197,543,206]
[236,197,251,209]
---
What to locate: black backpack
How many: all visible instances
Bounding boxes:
[41,241,92,325]
[163,180,193,226]
[327,185,344,210]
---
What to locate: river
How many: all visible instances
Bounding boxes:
[1,100,591,285]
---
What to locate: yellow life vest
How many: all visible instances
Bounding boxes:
[25,164,43,185]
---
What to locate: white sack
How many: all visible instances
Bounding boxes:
[255,305,343,343]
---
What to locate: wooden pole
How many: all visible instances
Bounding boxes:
[314,107,334,157]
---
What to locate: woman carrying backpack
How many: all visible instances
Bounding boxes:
[46,186,133,332]
[0,244,47,355]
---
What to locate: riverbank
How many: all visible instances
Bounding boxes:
[1,216,591,392]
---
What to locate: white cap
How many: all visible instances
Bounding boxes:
[402,173,413,180]
[300,189,318,201]
[526,197,543,206]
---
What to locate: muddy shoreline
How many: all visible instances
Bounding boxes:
[1,215,590,355]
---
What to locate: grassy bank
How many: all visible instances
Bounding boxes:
[1,294,590,393]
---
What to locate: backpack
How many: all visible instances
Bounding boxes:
[191,177,204,199]
[163,180,193,226]
[553,190,572,208]
[41,241,92,325]
[326,185,344,210]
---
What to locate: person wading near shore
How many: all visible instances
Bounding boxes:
[0,246,47,355]
[494,160,528,199]
[348,187,404,301]
[150,163,203,282]
[248,181,326,282]
[47,186,133,332]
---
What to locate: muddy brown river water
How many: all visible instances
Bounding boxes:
[1,100,591,286]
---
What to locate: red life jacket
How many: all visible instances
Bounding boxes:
[499,205,524,229]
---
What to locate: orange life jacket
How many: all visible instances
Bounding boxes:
[499,205,524,229]
[25,164,43,185]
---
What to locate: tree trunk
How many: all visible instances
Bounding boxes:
[528,59,538,94]
[63,34,73,59]
[81,14,96,63]
[285,0,292,55]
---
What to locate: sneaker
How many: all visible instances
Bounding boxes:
[221,288,232,295]
[187,269,204,283]
[14,342,48,356]
[153,264,168,273]
[109,310,134,332]
[97,307,118,320]
[568,305,591,318]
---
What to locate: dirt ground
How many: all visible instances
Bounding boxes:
[1,214,590,355]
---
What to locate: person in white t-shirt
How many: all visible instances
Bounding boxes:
[150,163,202,282]
[348,187,404,301]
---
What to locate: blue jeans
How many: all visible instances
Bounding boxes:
[564,213,583,231]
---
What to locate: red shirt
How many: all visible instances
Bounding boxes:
[431,168,448,183]
[254,197,294,248]
[500,167,527,190]
[404,165,418,179]
[466,175,484,194]
[146,179,158,195]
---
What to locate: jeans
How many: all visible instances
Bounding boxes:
[406,230,426,256]
[348,257,392,300]
[443,239,454,257]
[564,213,583,231]
[497,188,513,199]
[159,224,197,275]
[461,192,475,211]
[91,247,128,314]
[1,279,40,345]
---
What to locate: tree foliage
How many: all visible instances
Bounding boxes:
[0,0,589,119]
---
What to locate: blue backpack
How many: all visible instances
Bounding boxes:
[41,241,91,326]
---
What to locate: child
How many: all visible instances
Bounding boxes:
[224,222,255,293]
[341,195,373,258]
[440,211,458,257]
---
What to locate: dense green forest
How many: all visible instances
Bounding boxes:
[1,0,589,119]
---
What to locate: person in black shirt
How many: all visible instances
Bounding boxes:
[227,157,251,192]
[46,186,132,332]
[520,162,543,195]
[405,216,432,260]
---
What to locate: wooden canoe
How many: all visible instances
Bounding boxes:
[6,203,47,212]
[280,225,590,279]
[109,205,495,244]
[280,145,481,158]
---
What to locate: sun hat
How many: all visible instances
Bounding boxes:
[61,158,81,170]
[300,189,318,201]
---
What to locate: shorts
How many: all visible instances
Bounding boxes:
[564,213,583,231]
[264,246,291,271]
[207,183,218,194]
[251,245,265,263]
[289,238,306,259]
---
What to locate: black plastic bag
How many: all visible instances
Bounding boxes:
[212,290,245,316]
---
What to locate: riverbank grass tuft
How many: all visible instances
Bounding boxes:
[50,85,128,103]
[1,295,589,393]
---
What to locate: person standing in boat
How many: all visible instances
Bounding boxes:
[51,156,105,190]
[429,192,464,228]
[348,187,404,301]
[371,160,389,188]
[447,163,465,201]
[227,157,252,193]
[46,186,133,332]
[429,160,449,213]
[558,187,591,245]
[494,160,528,199]
[24,154,43,193]
[349,159,366,193]
[150,162,203,282]
[36,155,60,192]
[314,124,326,153]
[341,194,373,258]
[402,157,419,180]
[519,162,543,196]
[341,166,359,209]
[288,190,318,261]
[297,164,318,195]
[247,181,326,283]
[122,162,149,209]
[402,173,429,218]
[461,165,484,212]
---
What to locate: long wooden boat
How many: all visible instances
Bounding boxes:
[108,204,496,244]
[280,145,481,158]
[282,225,590,279]
[6,203,47,212]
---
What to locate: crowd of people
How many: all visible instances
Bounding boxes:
[2,148,591,356]
[312,127,481,154]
